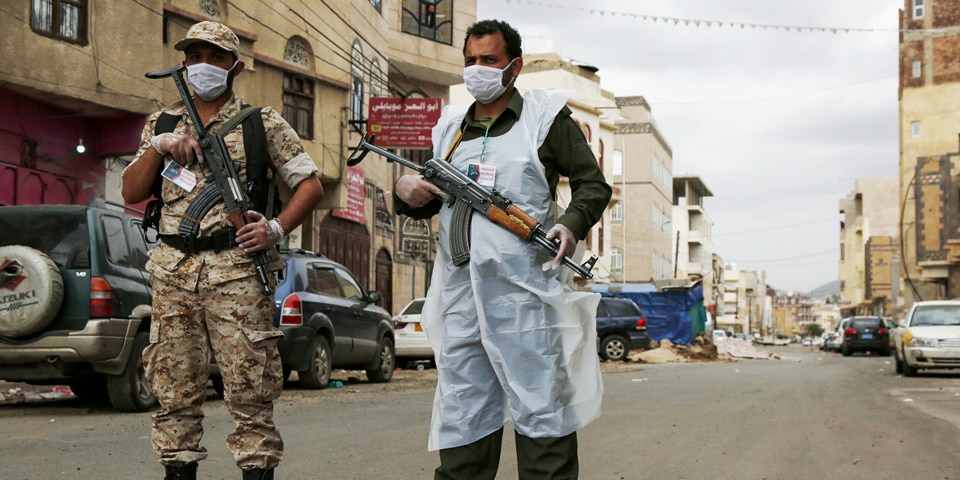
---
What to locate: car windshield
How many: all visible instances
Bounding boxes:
[912,305,960,326]
[0,208,89,269]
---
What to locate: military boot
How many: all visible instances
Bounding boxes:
[241,467,275,480]
[163,462,198,480]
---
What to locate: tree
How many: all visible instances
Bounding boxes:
[803,323,824,338]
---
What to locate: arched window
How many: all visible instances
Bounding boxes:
[370,58,384,97]
[350,42,365,129]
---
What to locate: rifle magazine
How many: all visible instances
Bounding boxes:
[450,201,472,266]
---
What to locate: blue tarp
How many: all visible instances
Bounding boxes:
[594,285,705,345]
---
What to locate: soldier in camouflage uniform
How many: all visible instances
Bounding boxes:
[121,21,324,480]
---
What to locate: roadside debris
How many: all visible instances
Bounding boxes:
[628,334,779,364]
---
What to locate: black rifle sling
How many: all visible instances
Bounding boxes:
[150,106,275,236]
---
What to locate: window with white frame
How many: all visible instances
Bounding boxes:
[913,0,924,19]
[911,121,921,139]
[613,149,623,176]
[611,248,623,273]
[350,42,365,129]
[611,203,623,224]
[912,60,922,78]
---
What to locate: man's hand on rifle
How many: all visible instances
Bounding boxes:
[396,175,443,208]
[151,132,204,165]
[235,210,283,253]
[542,224,575,272]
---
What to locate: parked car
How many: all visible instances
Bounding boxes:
[393,298,434,365]
[596,295,650,361]
[272,249,395,388]
[894,300,960,376]
[712,330,728,342]
[822,318,850,353]
[839,316,890,356]
[0,199,157,412]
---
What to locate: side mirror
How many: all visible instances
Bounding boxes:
[898,319,907,328]
[367,291,383,304]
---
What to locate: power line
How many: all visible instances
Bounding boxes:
[499,0,942,35]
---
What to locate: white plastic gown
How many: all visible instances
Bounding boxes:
[422,89,603,451]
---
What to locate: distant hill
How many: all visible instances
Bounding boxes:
[807,280,841,299]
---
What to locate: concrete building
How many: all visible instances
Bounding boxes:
[1,0,475,315]
[716,265,767,335]
[898,0,960,306]
[672,175,717,311]
[838,177,899,317]
[611,96,674,284]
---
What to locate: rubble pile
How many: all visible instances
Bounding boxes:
[628,334,779,364]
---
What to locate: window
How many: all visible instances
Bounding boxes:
[102,216,131,266]
[401,0,454,45]
[309,267,341,296]
[612,149,623,176]
[611,203,623,225]
[370,59,384,97]
[31,0,87,45]
[284,38,311,69]
[611,248,623,273]
[335,268,364,301]
[913,0,924,19]
[912,60,922,78]
[283,73,314,139]
[350,42,365,129]
[911,121,921,139]
[368,0,382,12]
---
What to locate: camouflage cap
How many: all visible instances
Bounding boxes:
[174,21,240,58]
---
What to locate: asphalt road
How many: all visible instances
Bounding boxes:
[2,345,960,479]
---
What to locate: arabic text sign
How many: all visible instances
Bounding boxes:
[367,97,441,149]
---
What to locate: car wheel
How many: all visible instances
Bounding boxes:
[600,335,630,362]
[106,331,157,412]
[366,336,395,383]
[841,344,851,357]
[0,245,64,337]
[903,359,918,377]
[880,347,891,357]
[298,335,332,389]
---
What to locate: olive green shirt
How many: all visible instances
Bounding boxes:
[394,89,612,240]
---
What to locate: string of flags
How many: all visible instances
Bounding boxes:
[501,0,955,35]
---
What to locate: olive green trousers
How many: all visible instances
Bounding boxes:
[434,427,579,480]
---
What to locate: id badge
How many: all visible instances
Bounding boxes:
[467,163,496,188]
[160,161,197,193]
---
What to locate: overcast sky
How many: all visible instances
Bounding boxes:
[476,0,903,293]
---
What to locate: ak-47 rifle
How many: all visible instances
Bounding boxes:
[145,65,273,293]
[348,134,597,279]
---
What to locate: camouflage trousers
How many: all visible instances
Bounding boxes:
[143,273,284,469]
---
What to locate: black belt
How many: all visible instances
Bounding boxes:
[160,228,237,254]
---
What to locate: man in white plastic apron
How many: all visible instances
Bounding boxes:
[394,19,613,480]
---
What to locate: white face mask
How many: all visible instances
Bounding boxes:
[463,58,517,104]
[186,61,237,101]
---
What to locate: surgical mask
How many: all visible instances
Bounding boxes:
[186,61,237,101]
[463,58,517,104]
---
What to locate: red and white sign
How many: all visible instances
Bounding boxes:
[367,97,441,149]
[332,166,365,224]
